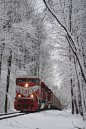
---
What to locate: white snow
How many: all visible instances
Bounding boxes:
[0,109,86,129]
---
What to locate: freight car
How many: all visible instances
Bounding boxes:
[14,76,63,111]
[52,94,64,110]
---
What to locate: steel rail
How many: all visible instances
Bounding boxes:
[0,112,29,120]
[0,112,20,116]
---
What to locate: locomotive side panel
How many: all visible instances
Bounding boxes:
[39,82,53,109]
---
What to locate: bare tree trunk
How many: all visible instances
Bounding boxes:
[74,97,78,114]
[0,43,5,80]
[74,55,83,116]
[69,46,75,114]
[5,50,12,113]
[73,55,79,114]
[69,0,75,114]
[71,79,74,114]
[80,38,86,112]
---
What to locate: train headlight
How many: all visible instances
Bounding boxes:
[18,94,21,98]
[31,94,34,98]
[25,83,28,88]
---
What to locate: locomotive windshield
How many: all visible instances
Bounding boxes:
[16,78,39,85]
[28,78,39,85]
[17,78,27,84]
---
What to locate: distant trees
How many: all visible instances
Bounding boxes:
[42,0,86,119]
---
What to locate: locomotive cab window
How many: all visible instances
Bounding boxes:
[43,85,45,89]
[45,88,48,92]
[17,78,27,84]
[28,78,39,85]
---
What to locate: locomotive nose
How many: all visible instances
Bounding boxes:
[23,103,29,108]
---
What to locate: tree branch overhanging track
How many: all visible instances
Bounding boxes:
[42,0,86,83]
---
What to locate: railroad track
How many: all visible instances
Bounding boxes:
[0,112,20,116]
[0,112,29,120]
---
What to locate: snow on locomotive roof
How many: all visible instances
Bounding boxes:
[16,75,39,78]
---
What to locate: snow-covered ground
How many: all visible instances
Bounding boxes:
[0,109,86,129]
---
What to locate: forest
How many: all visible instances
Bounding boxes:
[0,0,86,120]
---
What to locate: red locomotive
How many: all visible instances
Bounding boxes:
[14,76,63,111]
